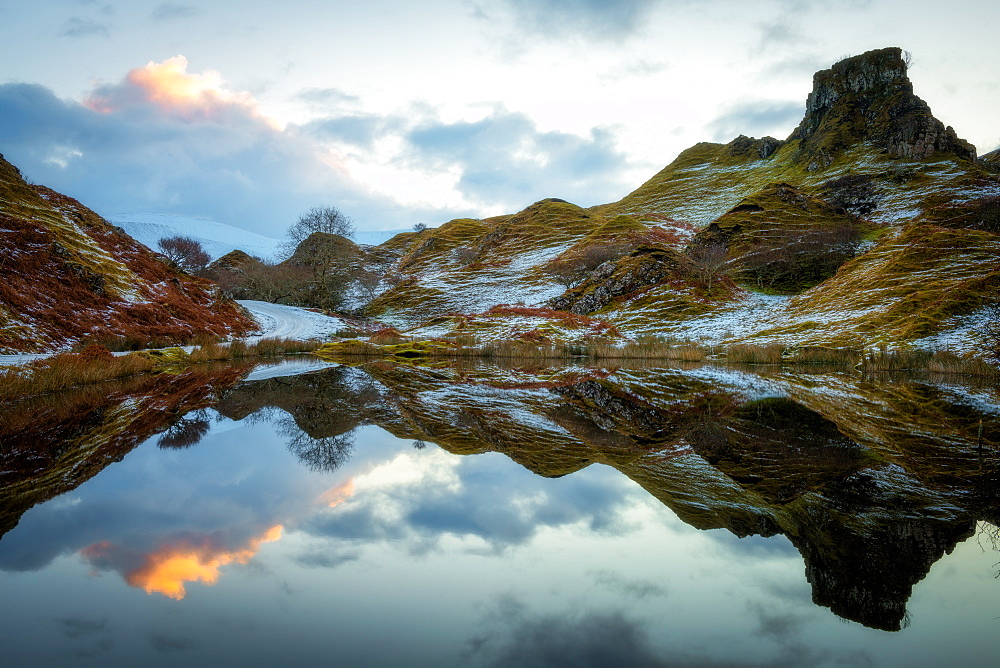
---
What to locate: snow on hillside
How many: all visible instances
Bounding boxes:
[109,213,285,261]
[109,212,412,261]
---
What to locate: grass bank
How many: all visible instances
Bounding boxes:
[0,338,322,401]
[317,337,998,378]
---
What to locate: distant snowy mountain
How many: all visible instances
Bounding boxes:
[109,212,412,260]
[109,213,285,261]
[355,228,414,247]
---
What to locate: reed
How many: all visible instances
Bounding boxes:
[788,346,862,365]
[726,343,786,364]
[0,338,323,400]
[0,345,154,399]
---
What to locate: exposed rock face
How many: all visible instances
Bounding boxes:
[982,148,1000,170]
[724,134,784,160]
[549,246,693,314]
[788,47,976,169]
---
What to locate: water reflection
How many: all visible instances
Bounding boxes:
[1,357,998,637]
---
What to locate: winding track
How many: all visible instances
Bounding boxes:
[0,301,344,367]
[236,300,345,342]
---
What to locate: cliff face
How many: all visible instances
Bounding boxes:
[0,154,256,352]
[789,47,976,169]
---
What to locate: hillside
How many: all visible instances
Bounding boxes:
[0,155,256,353]
[359,47,999,360]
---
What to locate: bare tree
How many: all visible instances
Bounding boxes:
[689,242,729,294]
[280,205,355,259]
[412,222,428,233]
[158,236,211,274]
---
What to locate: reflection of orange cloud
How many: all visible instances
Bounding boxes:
[85,55,281,128]
[319,479,355,507]
[86,525,283,600]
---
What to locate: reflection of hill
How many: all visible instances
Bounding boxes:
[346,362,1000,632]
[0,363,253,539]
[5,359,998,632]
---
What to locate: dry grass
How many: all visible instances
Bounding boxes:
[318,333,998,378]
[0,344,154,399]
[727,344,786,364]
[860,347,999,377]
[788,346,862,365]
[0,338,323,400]
[75,332,222,352]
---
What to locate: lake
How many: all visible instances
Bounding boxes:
[1,358,998,667]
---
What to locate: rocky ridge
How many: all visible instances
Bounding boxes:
[356,47,998,360]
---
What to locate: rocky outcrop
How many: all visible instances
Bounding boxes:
[549,246,694,314]
[724,134,784,160]
[788,47,976,169]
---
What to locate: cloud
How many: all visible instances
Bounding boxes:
[60,17,110,38]
[480,0,665,41]
[705,99,803,142]
[404,109,633,208]
[150,3,199,21]
[294,87,362,107]
[0,58,462,234]
[304,114,403,150]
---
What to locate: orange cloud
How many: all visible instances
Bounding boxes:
[83,525,283,600]
[85,55,281,128]
[318,479,355,508]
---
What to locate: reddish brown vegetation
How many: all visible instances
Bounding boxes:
[0,176,255,352]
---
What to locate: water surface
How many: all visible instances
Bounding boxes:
[1,359,998,666]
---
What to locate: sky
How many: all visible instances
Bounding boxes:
[0,0,997,237]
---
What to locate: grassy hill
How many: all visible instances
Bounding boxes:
[0,154,256,352]
[355,47,999,361]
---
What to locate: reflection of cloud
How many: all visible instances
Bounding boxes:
[56,616,115,658]
[294,550,360,569]
[468,595,875,668]
[305,450,637,553]
[56,617,109,638]
[704,529,799,557]
[148,632,199,653]
[319,479,355,507]
[466,595,668,666]
[81,525,283,600]
[590,569,668,600]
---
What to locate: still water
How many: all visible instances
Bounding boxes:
[0,359,998,667]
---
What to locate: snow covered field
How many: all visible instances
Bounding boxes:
[0,301,344,369]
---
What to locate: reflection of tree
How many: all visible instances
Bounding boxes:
[157,411,212,449]
[279,418,355,473]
